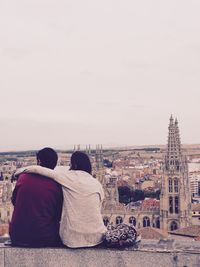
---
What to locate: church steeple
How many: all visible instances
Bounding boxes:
[166,116,182,172]
[170,114,174,125]
[160,116,191,231]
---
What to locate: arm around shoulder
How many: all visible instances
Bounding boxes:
[14,165,69,187]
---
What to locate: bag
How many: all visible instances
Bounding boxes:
[104,223,139,248]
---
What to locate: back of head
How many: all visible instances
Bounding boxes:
[70,151,92,174]
[36,147,58,169]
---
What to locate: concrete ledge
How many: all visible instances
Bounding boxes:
[1,240,200,267]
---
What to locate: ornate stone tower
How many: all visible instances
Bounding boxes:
[95,144,104,170]
[160,116,191,231]
[93,144,105,186]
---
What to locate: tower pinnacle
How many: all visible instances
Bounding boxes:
[166,115,182,171]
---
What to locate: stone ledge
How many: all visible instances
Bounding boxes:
[0,240,200,267]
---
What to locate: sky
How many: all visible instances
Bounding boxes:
[0,0,200,151]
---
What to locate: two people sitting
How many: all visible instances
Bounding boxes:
[9,147,107,248]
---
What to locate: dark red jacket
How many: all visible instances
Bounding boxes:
[9,173,63,247]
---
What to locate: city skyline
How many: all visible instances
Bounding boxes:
[1,0,200,151]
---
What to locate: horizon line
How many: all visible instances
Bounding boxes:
[0,143,200,154]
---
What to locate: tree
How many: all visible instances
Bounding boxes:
[118,186,132,204]
[118,187,145,204]
[133,190,145,202]
[144,189,160,200]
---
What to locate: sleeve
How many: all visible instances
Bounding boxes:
[11,184,18,206]
[11,176,23,206]
[14,165,70,188]
[98,182,105,203]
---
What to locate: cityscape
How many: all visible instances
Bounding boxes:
[1,0,200,265]
[1,116,200,241]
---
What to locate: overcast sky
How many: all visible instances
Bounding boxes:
[0,0,200,151]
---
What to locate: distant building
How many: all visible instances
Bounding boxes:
[191,203,200,225]
[0,181,14,223]
[100,116,193,232]
[141,180,155,190]
[190,174,200,197]
[160,116,191,231]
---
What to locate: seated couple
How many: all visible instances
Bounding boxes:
[9,147,107,248]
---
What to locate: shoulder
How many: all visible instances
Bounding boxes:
[18,172,43,180]
[16,173,62,193]
[17,173,37,182]
[79,171,103,187]
[17,173,57,184]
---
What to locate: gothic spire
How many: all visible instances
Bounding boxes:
[170,114,174,125]
[165,115,182,171]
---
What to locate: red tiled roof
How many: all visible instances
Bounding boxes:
[139,227,168,240]
[141,198,160,208]
[192,203,200,211]
[170,225,200,237]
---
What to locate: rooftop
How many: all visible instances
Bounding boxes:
[169,225,200,238]
[139,227,168,240]
[192,203,200,211]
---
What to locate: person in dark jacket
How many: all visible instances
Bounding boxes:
[9,147,63,247]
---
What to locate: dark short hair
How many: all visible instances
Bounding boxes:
[36,147,58,169]
[70,151,92,174]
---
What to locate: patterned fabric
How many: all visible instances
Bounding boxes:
[104,223,138,248]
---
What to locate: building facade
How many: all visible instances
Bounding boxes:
[190,174,200,197]
[101,116,192,231]
[159,116,191,231]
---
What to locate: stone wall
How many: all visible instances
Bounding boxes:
[0,239,200,267]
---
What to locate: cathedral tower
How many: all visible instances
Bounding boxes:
[95,144,104,170]
[160,116,191,231]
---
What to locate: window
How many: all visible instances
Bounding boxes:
[174,179,178,193]
[169,179,173,193]
[198,182,200,196]
[129,216,136,226]
[156,218,160,228]
[170,221,178,231]
[116,216,123,225]
[175,161,179,170]
[169,196,173,213]
[143,217,150,227]
[103,216,109,226]
[175,196,179,214]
